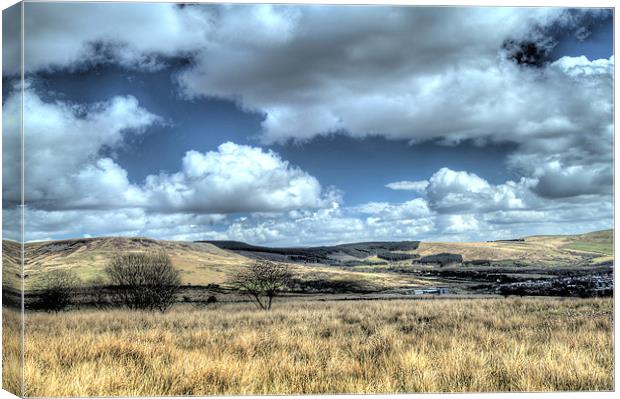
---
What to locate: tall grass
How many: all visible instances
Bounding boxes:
[14,297,614,396]
[2,308,22,396]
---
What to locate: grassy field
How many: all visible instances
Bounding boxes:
[7,297,613,396]
[2,309,22,396]
[562,230,614,258]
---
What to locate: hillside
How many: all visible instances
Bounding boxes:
[2,237,422,292]
[4,237,251,289]
[415,229,613,267]
[200,240,420,264]
[1,230,613,293]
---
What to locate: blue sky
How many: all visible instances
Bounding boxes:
[2,4,614,244]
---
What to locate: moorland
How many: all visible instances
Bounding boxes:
[1,229,614,395]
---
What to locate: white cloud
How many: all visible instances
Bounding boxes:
[15,207,226,242]
[2,86,160,209]
[9,3,209,75]
[437,214,481,235]
[355,198,432,221]
[553,55,614,77]
[385,180,429,192]
[3,87,332,216]
[143,142,330,213]
[425,168,527,213]
[218,200,435,246]
[8,160,612,244]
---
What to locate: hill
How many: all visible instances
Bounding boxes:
[4,237,250,289]
[1,230,612,293]
[199,240,420,264]
[2,237,421,292]
[415,229,613,267]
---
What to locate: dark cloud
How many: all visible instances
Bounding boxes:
[503,39,552,67]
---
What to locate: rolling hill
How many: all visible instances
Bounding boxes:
[1,229,613,292]
[199,240,420,264]
[3,237,250,289]
[2,237,423,291]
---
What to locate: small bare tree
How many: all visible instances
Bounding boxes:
[228,260,294,310]
[36,269,81,312]
[105,252,181,312]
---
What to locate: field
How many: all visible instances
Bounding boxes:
[2,230,614,395]
[5,297,613,396]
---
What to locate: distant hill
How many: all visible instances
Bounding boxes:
[417,229,613,267]
[199,240,420,264]
[1,230,612,292]
[3,237,250,289]
[2,237,415,292]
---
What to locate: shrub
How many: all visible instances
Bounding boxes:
[35,270,81,312]
[105,252,181,312]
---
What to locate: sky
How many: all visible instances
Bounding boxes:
[1,3,614,245]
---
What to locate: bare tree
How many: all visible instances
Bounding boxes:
[105,252,181,312]
[228,260,294,310]
[36,269,81,312]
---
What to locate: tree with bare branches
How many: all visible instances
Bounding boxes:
[228,260,294,310]
[105,252,181,312]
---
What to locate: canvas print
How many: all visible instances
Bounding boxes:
[1,1,614,396]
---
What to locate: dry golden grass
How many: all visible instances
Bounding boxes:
[2,308,22,396]
[12,297,614,396]
[417,240,583,265]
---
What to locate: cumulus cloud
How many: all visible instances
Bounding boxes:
[176,6,613,201]
[10,207,226,242]
[354,165,611,243]
[216,200,435,247]
[3,88,333,233]
[426,168,529,213]
[143,142,330,214]
[2,86,160,209]
[8,161,611,244]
